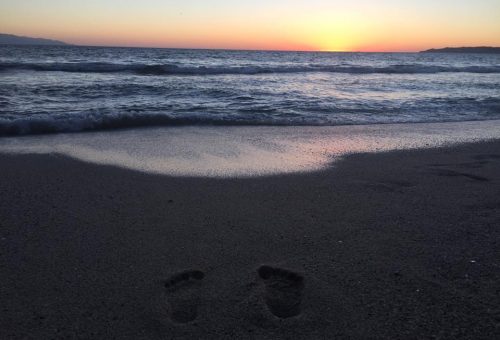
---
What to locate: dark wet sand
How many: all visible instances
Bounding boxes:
[1,140,499,339]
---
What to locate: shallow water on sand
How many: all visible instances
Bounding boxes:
[1,120,499,177]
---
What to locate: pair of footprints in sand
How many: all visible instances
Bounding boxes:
[164,265,304,323]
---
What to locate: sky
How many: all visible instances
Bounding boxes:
[1,0,499,52]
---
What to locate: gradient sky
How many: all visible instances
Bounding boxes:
[1,0,499,51]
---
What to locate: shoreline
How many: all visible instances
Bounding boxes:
[2,120,500,178]
[1,139,500,338]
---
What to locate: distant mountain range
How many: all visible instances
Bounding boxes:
[421,47,500,54]
[0,33,68,46]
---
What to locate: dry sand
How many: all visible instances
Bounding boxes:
[1,140,499,339]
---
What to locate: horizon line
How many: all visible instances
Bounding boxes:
[66,43,421,53]
[3,33,498,53]
[1,41,423,53]
[7,43,499,53]
[0,33,416,52]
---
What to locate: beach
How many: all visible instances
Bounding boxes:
[1,139,499,339]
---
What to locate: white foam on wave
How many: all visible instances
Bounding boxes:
[2,96,500,136]
[2,62,500,76]
[0,121,499,177]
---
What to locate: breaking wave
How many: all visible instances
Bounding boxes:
[1,96,500,136]
[2,62,500,76]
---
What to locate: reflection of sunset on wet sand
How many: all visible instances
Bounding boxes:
[2,121,499,177]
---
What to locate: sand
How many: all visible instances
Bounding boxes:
[1,140,499,339]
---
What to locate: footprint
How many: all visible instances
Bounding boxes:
[258,265,304,318]
[164,270,205,323]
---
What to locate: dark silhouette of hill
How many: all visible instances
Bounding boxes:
[0,33,68,46]
[421,47,500,54]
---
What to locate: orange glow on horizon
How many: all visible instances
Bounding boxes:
[1,1,500,52]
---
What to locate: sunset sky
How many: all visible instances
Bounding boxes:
[1,0,499,52]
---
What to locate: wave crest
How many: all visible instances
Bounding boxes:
[2,96,500,136]
[2,62,500,76]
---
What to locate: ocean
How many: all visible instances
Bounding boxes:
[1,45,500,176]
[1,45,500,136]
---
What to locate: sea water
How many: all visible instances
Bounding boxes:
[1,46,500,134]
[1,46,499,176]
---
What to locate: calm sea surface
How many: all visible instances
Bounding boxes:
[1,45,499,136]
